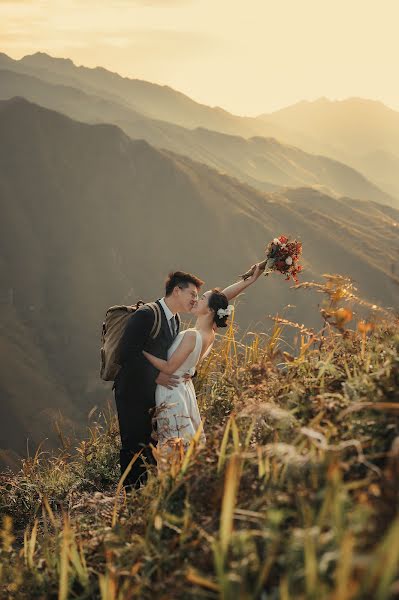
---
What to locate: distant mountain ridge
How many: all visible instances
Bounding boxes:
[1,97,398,459]
[0,51,287,138]
[258,97,399,199]
[0,61,396,208]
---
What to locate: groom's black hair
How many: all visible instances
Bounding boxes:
[165,271,204,296]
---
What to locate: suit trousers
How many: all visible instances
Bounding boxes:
[113,380,156,488]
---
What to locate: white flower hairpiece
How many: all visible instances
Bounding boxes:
[217,305,234,318]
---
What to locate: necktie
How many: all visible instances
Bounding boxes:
[170,316,176,338]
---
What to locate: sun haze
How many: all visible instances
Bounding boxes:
[1,0,398,116]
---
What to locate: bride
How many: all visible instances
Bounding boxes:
[143,264,263,450]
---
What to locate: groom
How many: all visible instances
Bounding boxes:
[113,271,204,489]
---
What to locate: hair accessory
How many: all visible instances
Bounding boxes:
[217,305,234,318]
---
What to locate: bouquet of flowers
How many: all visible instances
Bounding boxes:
[241,235,303,282]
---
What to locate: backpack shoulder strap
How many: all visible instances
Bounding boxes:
[145,302,162,339]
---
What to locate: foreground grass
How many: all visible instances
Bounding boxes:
[1,276,398,599]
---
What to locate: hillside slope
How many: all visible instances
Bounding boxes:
[1,301,398,599]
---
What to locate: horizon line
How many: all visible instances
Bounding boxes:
[2,48,399,118]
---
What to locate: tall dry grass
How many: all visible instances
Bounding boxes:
[0,275,398,599]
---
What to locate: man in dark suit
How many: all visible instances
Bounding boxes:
[113,271,204,488]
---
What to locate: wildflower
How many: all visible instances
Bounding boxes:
[358,321,374,334]
[334,308,353,328]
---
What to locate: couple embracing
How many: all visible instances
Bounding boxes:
[113,264,262,489]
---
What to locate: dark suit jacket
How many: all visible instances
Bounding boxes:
[114,299,181,409]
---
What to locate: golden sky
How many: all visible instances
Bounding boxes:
[1,0,398,116]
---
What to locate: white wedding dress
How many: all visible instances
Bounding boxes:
[155,328,212,448]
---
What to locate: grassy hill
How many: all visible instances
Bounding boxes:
[0,277,398,599]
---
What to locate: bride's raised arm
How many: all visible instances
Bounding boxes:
[221,263,263,301]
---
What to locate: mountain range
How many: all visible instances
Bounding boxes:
[258,97,399,200]
[0,52,397,208]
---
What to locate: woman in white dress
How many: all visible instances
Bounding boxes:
[143,264,262,450]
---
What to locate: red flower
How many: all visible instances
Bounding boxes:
[275,260,286,269]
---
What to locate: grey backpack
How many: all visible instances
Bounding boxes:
[100,301,162,381]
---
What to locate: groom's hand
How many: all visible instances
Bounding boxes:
[155,372,180,389]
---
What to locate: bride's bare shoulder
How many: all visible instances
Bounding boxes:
[180,329,197,346]
[183,329,197,338]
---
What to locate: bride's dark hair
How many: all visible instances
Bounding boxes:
[208,289,229,328]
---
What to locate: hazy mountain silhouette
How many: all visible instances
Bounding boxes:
[0,51,288,139]
[258,97,399,199]
[1,97,398,459]
[2,53,397,199]
[358,149,399,199]
[0,66,396,208]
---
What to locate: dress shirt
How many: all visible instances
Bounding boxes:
[159,297,177,336]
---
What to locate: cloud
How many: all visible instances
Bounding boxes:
[0,21,219,68]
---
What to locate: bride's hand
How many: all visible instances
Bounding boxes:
[246,263,263,284]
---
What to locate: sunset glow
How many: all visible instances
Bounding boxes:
[1,0,398,115]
